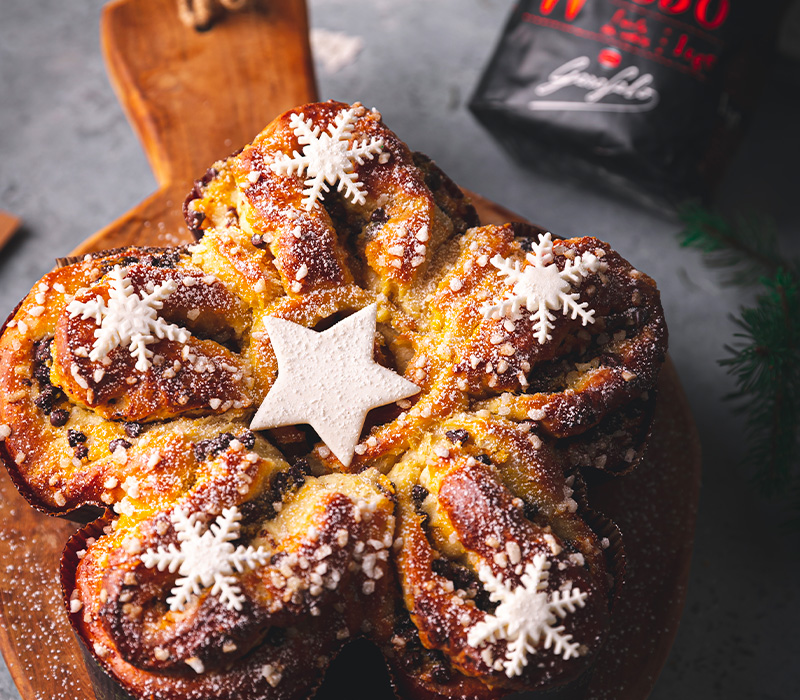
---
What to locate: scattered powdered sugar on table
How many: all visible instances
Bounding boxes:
[1,514,89,700]
[310,29,364,74]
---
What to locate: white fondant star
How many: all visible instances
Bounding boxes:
[250,304,419,466]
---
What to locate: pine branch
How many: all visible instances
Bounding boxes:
[720,269,800,495]
[679,207,800,527]
[678,203,796,286]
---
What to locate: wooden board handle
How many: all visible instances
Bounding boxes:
[101,0,318,188]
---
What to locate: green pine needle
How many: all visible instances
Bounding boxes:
[678,203,792,286]
[720,269,800,495]
[678,205,800,524]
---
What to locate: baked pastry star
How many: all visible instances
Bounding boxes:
[0,101,668,700]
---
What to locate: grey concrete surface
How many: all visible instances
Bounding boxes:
[1,1,799,698]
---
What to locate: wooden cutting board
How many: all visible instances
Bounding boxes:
[0,211,20,253]
[0,1,701,699]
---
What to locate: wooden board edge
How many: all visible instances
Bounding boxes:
[0,211,21,253]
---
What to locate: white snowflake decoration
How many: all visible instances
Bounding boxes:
[66,266,190,372]
[467,553,588,677]
[481,233,605,345]
[141,506,269,612]
[270,107,384,211]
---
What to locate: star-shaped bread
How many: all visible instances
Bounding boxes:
[250,304,419,466]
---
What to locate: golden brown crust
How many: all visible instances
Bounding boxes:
[51,261,252,421]
[0,101,668,700]
[71,468,397,700]
[386,416,608,695]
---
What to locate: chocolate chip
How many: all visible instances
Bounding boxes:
[523,501,540,521]
[109,439,132,454]
[251,234,264,248]
[475,454,491,465]
[32,339,53,386]
[193,432,234,462]
[149,251,181,268]
[123,422,143,438]
[265,627,286,647]
[411,484,429,504]
[426,169,443,191]
[393,604,418,637]
[34,339,52,365]
[34,385,63,414]
[266,464,307,512]
[67,429,87,447]
[49,409,69,427]
[370,207,388,223]
[193,441,209,462]
[431,558,477,593]
[73,445,89,461]
[444,429,469,445]
[240,430,256,450]
[33,363,51,384]
[293,458,311,476]
[431,558,449,577]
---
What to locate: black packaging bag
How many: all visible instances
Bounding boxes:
[470,0,787,209]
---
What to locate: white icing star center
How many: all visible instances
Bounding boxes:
[514,261,571,310]
[307,130,353,183]
[250,304,419,466]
